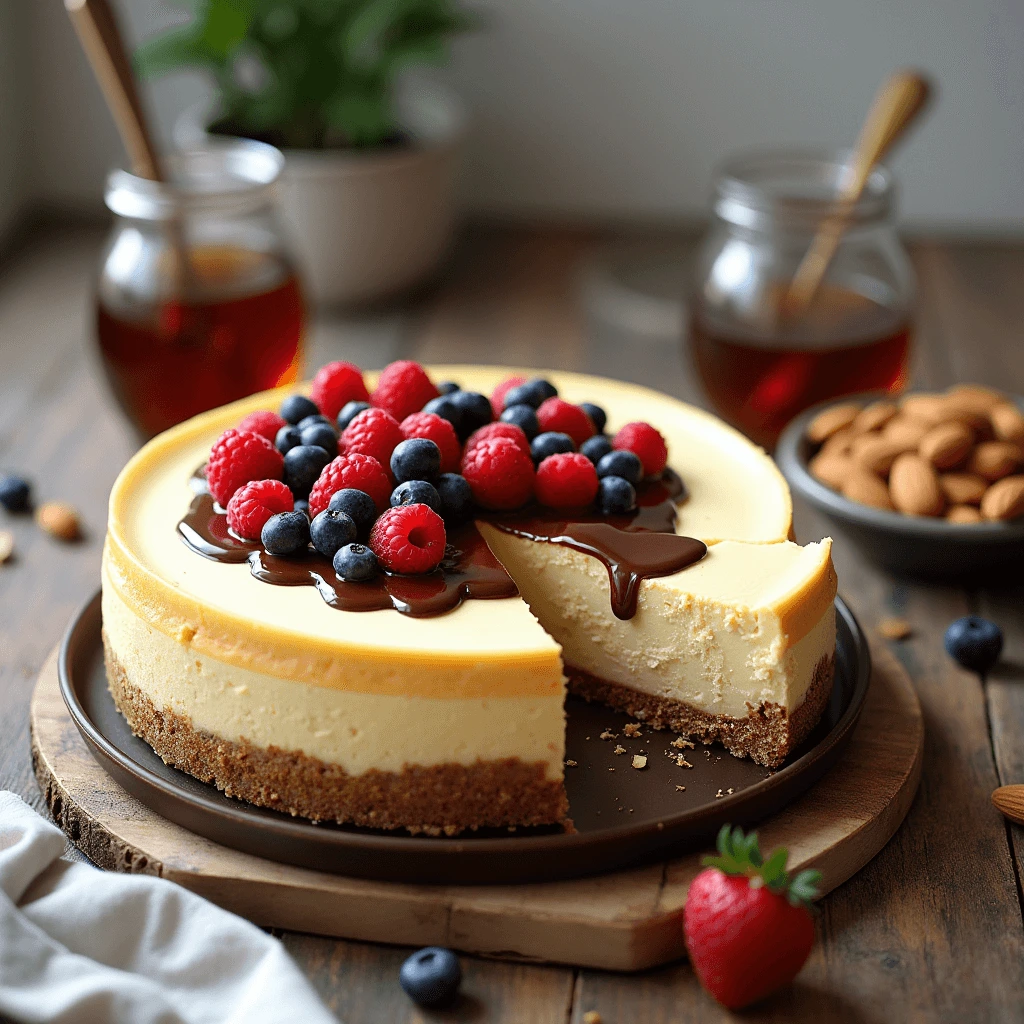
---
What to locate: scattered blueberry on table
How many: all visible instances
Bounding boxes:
[944,616,1004,676]
[399,946,462,1008]
[0,474,31,513]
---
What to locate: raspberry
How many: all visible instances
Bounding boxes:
[614,421,668,477]
[491,375,527,415]
[237,409,287,441]
[536,398,595,447]
[464,421,530,457]
[535,453,599,508]
[400,412,461,474]
[308,453,392,519]
[340,407,404,471]
[206,429,284,507]
[310,361,370,420]
[461,436,535,510]
[371,360,439,422]
[226,479,294,540]
[369,504,447,574]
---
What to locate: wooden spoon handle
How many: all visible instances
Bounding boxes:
[992,785,1024,826]
[65,0,165,181]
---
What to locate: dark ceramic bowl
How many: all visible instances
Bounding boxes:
[776,394,1024,582]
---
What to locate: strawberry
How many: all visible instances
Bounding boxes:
[683,825,820,1010]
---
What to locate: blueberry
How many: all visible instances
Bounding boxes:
[310,509,357,559]
[283,445,331,498]
[336,400,371,432]
[580,434,613,464]
[596,449,643,486]
[504,378,558,409]
[280,394,319,425]
[531,431,575,463]
[333,542,379,582]
[436,380,460,396]
[391,480,442,515]
[297,414,333,431]
[0,474,31,512]
[300,422,339,457]
[435,473,473,522]
[293,498,310,519]
[261,511,310,555]
[450,390,493,439]
[597,475,637,515]
[422,395,461,431]
[391,438,441,483]
[580,402,607,434]
[500,403,540,440]
[328,488,377,537]
[275,424,302,455]
[399,946,462,1008]
[944,616,1004,676]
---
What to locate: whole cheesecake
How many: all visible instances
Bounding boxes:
[102,365,837,835]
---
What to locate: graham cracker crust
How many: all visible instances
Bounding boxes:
[103,637,569,836]
[567,653,835,769]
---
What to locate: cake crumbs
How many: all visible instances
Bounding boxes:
[613,744,626,755]
[599,729,617,740]
[565,759,577,767]
[607,767,615,771]
[879,616,913,640]
[632,754,648,769]
[675,785,686,791]
[670,736,695,749]
[727,787,734,794]
[623,722,642,737]
[715,789,724,799]
[675,755,693,768]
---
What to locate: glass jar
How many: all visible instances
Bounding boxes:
[689,149,914,449]
[96,139,305,439]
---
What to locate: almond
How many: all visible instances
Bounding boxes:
[967,441,1023,482]
[809,451,852,490]
[900,393,949,426]
[820,427,857,459]
[842,470,896,511]
[946,383,1006,412]
[889,453,944,517]
[852,434,904,476]
[852,401,898,434]
[942,399,994,438]
[990,403,1024,445]
[918,421,975,470]
[882,415,929,450]
[0,530,12,564]
[946,504,984,524]
[807,403,862,444]
[980,475,1024,521]
[938,472,988,506]
[35,501,81,541]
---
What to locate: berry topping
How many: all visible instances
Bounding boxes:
[275,424,302,455]
[327,488,377,537]
[371,360,439,422]
[336,400,372,432]
[333,542,379,582]
[535,452,599,508]
[309,453,392,518]
[340,407,404,472]
[299,421,339,457]
[465,421,530,456]
[580,402,607,434]
[391,438,441,483]
[293,498,310,518]
[238,409,287,441]
[225,479,294,540]
[504,378,557,410]
[0,474,31,513]
[207,429,284,507]
[596,475,637,515]
[297,414,333,431]
[260,510,311,556]
[310,361,369,420]
[400,412,461,473]
[310,508,358,559]
[944,616,1004,675]
[614,421,668,477]
[461,436,535,510]
[684,825,819,1010]
[280,394,320,425]
[422,395,462,433]
[436,380,460,396]
[536,397,595,446]
[499,403,540,440]
[435,472,473,522]
[580,434,613,464]
[530,431,575,464]
[283,444,332,499]
[391,479,443,515]
[491,375,527,415]
[596,449,644,486]
[369,503,447,574]
[399,946,462,1009]
[449,390,494,439]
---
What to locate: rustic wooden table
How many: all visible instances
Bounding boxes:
[2,225,1023,1022]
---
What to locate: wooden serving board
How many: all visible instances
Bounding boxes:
[30,644,923,972]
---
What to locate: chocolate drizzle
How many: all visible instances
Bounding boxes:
[177,466,706,620]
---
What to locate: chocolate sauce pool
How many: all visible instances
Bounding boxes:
[178,467,706,619]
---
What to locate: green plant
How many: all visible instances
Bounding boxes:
[135,0,472,150]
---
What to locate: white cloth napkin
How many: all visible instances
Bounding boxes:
[0,792,338,1024]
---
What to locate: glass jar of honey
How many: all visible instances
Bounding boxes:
[96,139,305,439]
[689,150,914,449]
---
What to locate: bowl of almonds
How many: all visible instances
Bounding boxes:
[776,385,1024,579]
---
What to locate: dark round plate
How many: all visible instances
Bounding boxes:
[60,590,870,884]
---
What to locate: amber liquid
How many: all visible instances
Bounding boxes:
[690,284,911,449]
[97,246,304,438]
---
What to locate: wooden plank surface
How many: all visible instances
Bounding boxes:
[2,224,1024,1019]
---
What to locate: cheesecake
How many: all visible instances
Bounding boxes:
[102,365,836,834]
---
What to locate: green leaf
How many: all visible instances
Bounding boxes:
[788,869,822,908]
[134,26,216,77]
[200,0,253,57]
[323,89,395,146]
[760,847,790,890]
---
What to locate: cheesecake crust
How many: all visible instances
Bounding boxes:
[566,653,835,769]
[104,638,569,835]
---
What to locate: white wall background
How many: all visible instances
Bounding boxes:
[10,0,1024,234]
